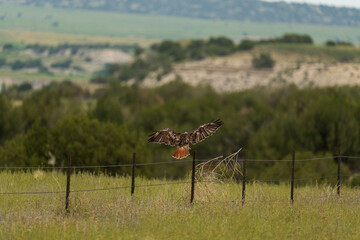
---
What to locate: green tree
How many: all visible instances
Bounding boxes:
[24,119,49,165]
[20,82,85,130]
[49,116,153,176]
[0,96,11,143]
[206,37,235,56]
[299,94,360,156]
[158,40,186,62]
[0,135,28,167]
[92,96,124,124]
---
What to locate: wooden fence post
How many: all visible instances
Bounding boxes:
[290,151,295,203]
[65,154,71,211]
[190,151,196,204]
[337,151,341,196]
[131,152,136,196]
[242,149,247,206]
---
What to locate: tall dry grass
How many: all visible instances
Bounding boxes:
[0,170,359,239]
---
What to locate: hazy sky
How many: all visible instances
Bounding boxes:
[263,0,360,8]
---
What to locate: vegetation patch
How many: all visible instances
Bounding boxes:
[0,82,359,180]
[252,53,275,69]
[50,59,72,69]
[10,59,43,70]
[0,172,359,239]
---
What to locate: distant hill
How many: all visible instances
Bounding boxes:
[0,0,360,27]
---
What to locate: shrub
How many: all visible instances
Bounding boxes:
[238,40,255,51]
[16,82,32,92]
[257,34,314,45]
[280,34,313,44]
[0,58,6,67]
[26,44,47,54]
[11,61,25,70]
[134,47,144,56]
[326,40,353,47]
[326,40,336,47]
[252,53,275,69]
[208,37,234,49]
[336,41,354,47]
[39,65,52,75]
[51,59,72,69]
[11,59,43,70]
[72,66,85,72]
[350,175,360,187]
[2,43,13,50]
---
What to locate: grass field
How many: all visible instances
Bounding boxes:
[0,29,157,47]
[0,171,359,239]
[0,5,359,45]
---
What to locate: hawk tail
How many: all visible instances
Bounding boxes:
[172,145,190,159]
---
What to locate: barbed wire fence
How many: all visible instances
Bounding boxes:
[0,149,359,211]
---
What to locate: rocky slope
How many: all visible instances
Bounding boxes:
[142,52,360,92]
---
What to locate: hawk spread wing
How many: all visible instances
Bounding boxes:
[190,119,223,144]
[148,120,223,159]
[147,128,181,146]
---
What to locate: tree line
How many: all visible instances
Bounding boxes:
[92,34,317,84]
[0,81,359,183]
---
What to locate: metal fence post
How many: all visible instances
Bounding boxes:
[131,152,136,196]
[337,151,341,196]
[242,149,247,206]
[190,151,196,204]
[65,154,71,211]
[290,151,295,203]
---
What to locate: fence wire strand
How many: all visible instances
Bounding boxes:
[0,159,196,170]
[187,195,360,205]
[1,155,358,170]
[243,156,335,162]
[0,180,225,195]
[0,153,356,199]
[0,175,351,196]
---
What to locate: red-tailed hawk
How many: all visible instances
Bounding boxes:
[148,119,223,159]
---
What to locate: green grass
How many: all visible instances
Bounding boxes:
[1,171,359,239]
[0,69,90,82]
[0,5,359,45]
[258,43,360,63]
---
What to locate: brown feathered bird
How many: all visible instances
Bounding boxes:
[148,119,223,159]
